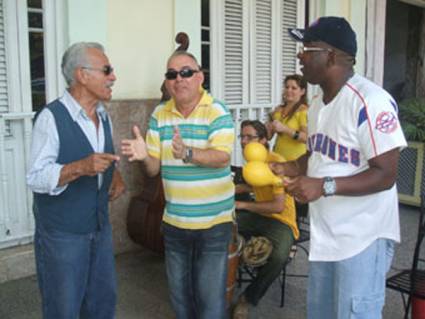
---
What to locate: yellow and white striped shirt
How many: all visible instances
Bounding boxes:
[146,90,235,229]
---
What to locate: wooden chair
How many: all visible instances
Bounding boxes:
[386,191,425,318]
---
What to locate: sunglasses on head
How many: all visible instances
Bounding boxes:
[82,65,114,76]
[164,68,199,80]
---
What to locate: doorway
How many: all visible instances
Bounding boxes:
[383,0,424,102]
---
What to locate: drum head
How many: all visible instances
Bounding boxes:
[242,236,273,267]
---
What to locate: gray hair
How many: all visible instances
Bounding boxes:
[61,42,104,86]
[166,51,201,69]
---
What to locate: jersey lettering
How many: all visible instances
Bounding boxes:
[308,133,361,167]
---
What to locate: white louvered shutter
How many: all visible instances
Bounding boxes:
[0,1,8,114]
[253,0,273,104]
[281,0,299,80]
[224,0,244,105]
[214,0,304,165]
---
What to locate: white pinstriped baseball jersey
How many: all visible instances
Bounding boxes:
[306,73,407,261]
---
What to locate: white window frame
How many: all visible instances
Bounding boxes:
[0,0,66,248]
[5,0,67,114]
[365,0,386,86]
[43,0,67,104]
[3,0,32,113]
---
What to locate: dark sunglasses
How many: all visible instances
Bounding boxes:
[164,68,199,80]
[82,65,114,76]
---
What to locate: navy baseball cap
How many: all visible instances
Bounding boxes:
[288,16,357,57]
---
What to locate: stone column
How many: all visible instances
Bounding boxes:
[106,99,159,254]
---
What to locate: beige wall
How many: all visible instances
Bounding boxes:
[67,0,108,45]
[107,0,175,100]
[106,0,202,100]
[310,0,367,76]
[174,0,202,62]
[66,0,370,99]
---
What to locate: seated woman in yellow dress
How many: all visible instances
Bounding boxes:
[267,74,308,161]
[233,120,299,319]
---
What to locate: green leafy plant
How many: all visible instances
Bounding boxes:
[398,98,425,142]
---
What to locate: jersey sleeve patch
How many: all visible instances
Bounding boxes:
[375,111,399,134]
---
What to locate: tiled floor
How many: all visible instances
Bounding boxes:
[0,204,419,319]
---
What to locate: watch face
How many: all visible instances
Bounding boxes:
[323,177,336,196]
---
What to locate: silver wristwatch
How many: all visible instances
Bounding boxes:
[323,176,336,197]
[182,147,193,164]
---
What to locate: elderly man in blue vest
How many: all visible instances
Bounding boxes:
[26,42,125,319]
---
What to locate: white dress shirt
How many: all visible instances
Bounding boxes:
[26,90,111,195]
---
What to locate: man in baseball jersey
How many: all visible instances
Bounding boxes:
[277,17,407,319]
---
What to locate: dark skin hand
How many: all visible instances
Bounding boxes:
[58,152,125,201]
[109,169,126,201]
[269,153,309,178]
[58,153,119,186]
[284,148,400,203]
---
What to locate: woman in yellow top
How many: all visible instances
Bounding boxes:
[233,120,298,319]
[267,74,308,161]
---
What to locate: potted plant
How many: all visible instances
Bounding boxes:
[397,98,425,206]
[399,98,425,142]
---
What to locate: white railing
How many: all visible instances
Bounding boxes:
[0,112,35,248]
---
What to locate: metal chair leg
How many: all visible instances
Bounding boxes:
[280,266,286,307]
[404,295,411,319]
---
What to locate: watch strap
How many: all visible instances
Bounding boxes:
[183,147,193,163]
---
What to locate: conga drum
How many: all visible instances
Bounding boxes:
[226,224,244,306]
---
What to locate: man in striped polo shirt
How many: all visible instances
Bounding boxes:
[122,51,235,319]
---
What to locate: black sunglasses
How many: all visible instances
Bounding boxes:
[82,65,114,76]
[165,68,199,80]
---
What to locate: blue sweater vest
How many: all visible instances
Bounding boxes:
[34,100,115,233]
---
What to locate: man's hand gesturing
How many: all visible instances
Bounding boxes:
[171,126,186,159]
[121,125,149,162]
[81,153,120,176]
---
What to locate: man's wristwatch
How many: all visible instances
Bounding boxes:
[182,147,193,164]
[322,176,336,197]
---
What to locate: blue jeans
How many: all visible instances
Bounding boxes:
[162,222,232,319]
[307,238,395,319]
[34,220,117,319]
